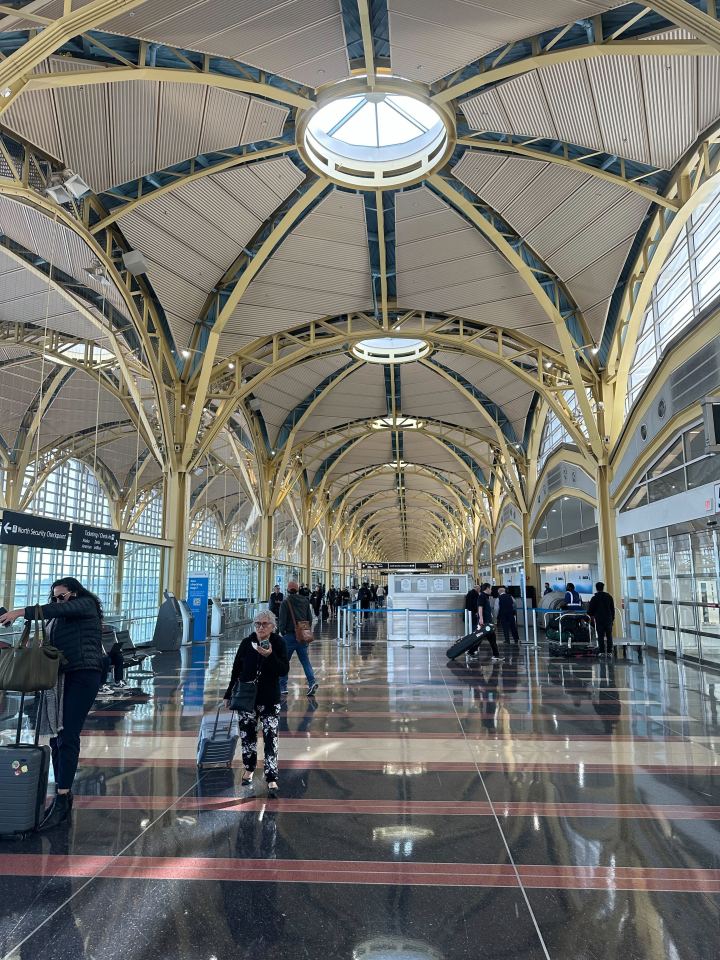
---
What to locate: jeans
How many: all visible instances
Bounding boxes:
[596,624,613,654]
[280,633,316,692]
[51,669,102,790]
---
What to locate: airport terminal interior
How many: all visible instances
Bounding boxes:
[0,1,719,957]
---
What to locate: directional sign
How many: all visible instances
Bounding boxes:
[70,523,120,557]
[0,510,70,550]
[361,562,443,570]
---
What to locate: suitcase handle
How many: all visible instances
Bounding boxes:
[212,701,235,739]
[15,690,45,746]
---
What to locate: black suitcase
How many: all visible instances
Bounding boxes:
[0,692,51,838]
[321,603,329,619]
[446,624,494,660]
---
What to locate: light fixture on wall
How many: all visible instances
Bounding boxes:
[84,261,110,286]
[45,169,91,204]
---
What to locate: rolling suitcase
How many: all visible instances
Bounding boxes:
[197,704,239,768]
[446,624,494,660]
[0,692,51,838]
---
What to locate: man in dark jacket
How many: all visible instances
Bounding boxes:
[464,582,481,630]
[278,581,318,697]
[476,583,502,660]
[268,584,283,618]
[497,586,519,645]
[358,581,372,618]
[587,582,615,658]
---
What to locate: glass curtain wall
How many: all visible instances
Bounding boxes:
[621,527,720,665]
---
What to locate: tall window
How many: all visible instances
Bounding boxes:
[229,524,249,553]
[14,458,115,608]
[187,551,222,597]
[130,489,163,538]
[191,511,221,548]
[537,392,593,473]
[628,184,720,408]
[122,543,161,642]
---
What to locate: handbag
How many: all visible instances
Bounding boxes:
[287,598,313,645]
[229,660,262,712]
[0,605,65,692]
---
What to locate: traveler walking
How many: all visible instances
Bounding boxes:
[223,611,289,796]
[268,584,284,618]
[1,577,104,829]
[587,582,615,658]
[464,582,481,631]
[497,586,520,645]
[477,583,502,661]
[278,581,318,697]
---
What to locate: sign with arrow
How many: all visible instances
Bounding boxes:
[70,523,121,557]
[0,510,70,550]
[361,562,444,571]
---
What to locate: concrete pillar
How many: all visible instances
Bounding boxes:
[489,528,498,584]
[521,510,537,594]
[113,540,125,614]
[301,530,312,586]
[0,545,19,606]
[259,512,274,600]
[163,468,190,598]
[596,464,621,599]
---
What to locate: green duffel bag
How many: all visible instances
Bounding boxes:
[0,606,65,692]
[546,628,560,641]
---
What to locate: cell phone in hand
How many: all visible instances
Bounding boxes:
[0,607,9,626]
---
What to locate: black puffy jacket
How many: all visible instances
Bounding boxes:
[24,596,103,673]
[223,633,289,706]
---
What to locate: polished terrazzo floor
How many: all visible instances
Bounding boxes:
[0,615,718,960]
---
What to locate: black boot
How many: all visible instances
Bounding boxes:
[40,791,73,831]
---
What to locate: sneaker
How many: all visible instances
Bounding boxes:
[96,685,113,697]
[111,680,127,689]
[491,656,503,662]
[307,682,318,697]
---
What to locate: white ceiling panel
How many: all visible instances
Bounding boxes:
[585,56,650,164]
[495,72,558,139]
[537,59,603,150]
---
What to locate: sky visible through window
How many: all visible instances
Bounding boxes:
[308,94,441,148]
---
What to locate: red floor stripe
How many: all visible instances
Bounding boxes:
[70,796,720,820]
[88,729,693,743]
[78,756,720,774]
[0,854,717,891]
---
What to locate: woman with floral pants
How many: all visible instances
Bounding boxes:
[223,611,289,797]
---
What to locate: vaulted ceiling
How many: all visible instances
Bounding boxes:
[0,0,718,561]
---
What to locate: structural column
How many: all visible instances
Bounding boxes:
[259,512,274,601]
[163,468,190,599]
[301,530,312,586]
[521,511,537,595]
[324,518,333,587]
[596,464,621,600]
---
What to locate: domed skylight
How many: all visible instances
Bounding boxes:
[300,81,452,188]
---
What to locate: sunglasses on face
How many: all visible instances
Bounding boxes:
[253,620,271,628]
[52,593,73,602]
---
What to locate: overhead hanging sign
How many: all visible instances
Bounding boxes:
[0,510,70,550]
[361,562,443,571]
[70,523,121,557]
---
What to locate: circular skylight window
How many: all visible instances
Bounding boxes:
[352,337,430,364]
[299,79,454,188]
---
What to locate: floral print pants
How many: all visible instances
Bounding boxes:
[237,703,281,782]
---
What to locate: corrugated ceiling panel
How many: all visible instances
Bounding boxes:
[537,61,604,151]
[583,301,609,342]
[396,186,447,218]
[1,360,47,441]
[396,210,481,246]
[586,56,650,164]
[241,98,290,146]
[461,89,511,131]
[175,177,262,245]
[239,282,369,315]
[272,235,368,273]
[451,152,506,194]
[1,61,62,160]
[198,89,250,155]
[138,191,241,271]
[119,209,222,287]
[565,236,635,313]
[496,71,558,139]
[224,304,320,336]
[141,260,208,320]
[397,227,496,269]
[548,193,648,280]
[525,179,627,258]
[399,251,512,293]
[500,165,591,236]
[474,156,547,212]
[166,312,197,350]
[108,80,159,187]
[291,47,350,87]
[259,260,368,294]
[641,55,697,169]
[699,55,720,131]
[156,83,206,170]
[51,60,112,193]
[214,159,303,219]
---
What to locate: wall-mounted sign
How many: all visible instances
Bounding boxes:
[187,574,209,643]
[70,523,120,557]
[0,510,69,550]
[362,562,443,570]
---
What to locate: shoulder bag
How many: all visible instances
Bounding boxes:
[288,598,314,645]
[229,658,262,712]
[0,605,65,692]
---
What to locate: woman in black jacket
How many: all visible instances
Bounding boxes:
[223,610,289,798]
[0,576,104,828]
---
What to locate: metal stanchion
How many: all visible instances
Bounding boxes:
[402,607,414,649]
[532,609,537,647]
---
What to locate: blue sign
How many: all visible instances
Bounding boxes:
[187,574,209,643]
